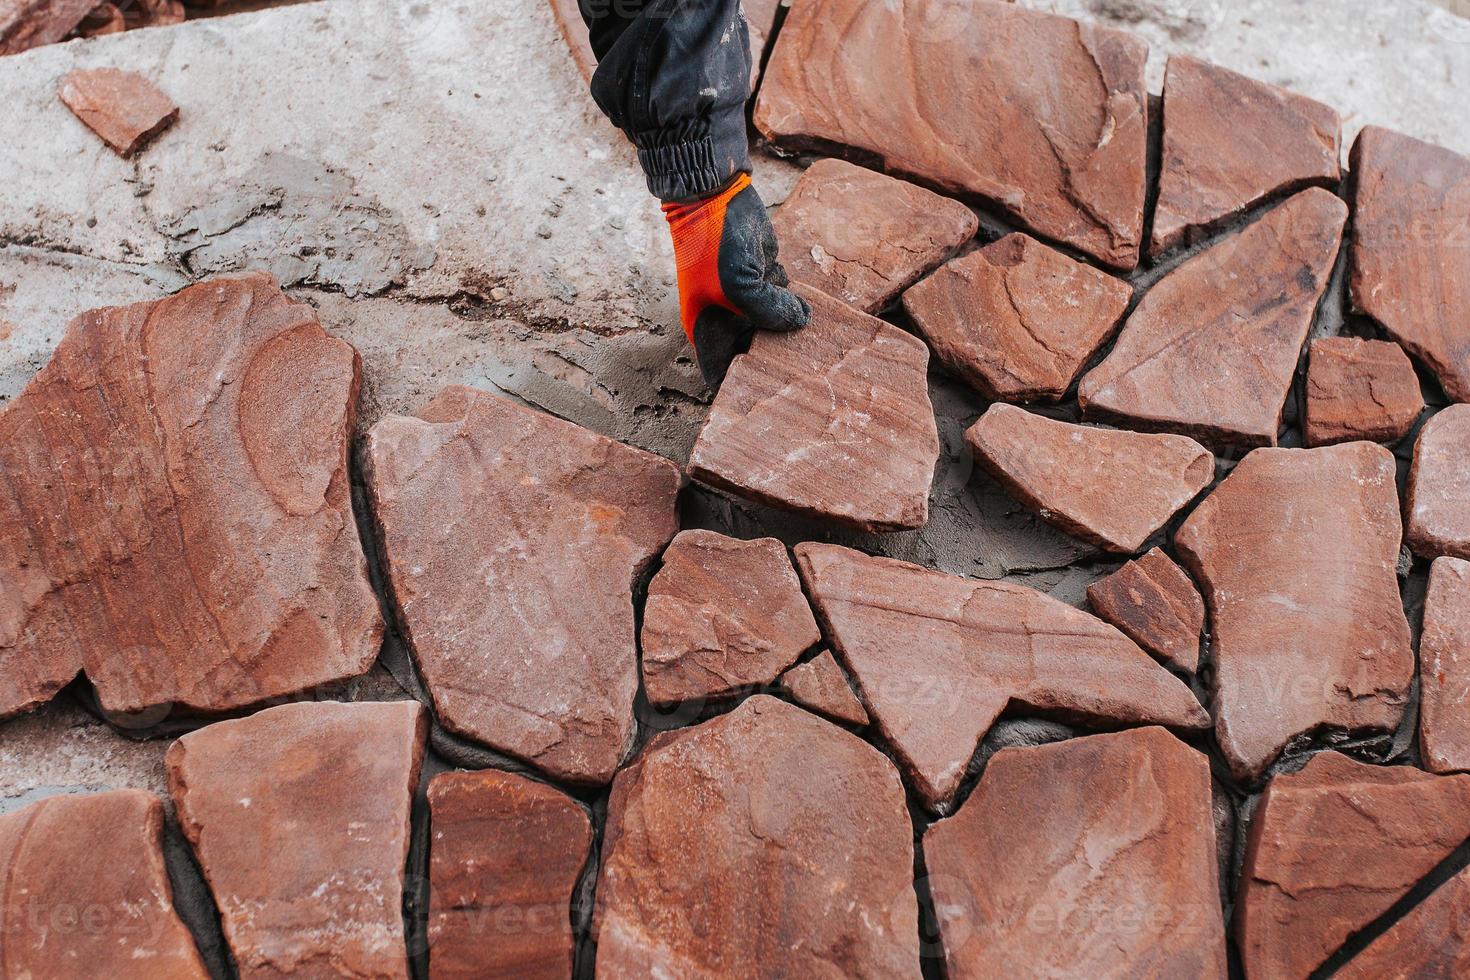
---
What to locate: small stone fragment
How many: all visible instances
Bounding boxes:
[58,68,179,158]
[1086,547,1205,673]
[167,701,426,980]
[0,0,94,54]
[1151,55,1340,256]
[1236,752,1470,979]
[1335,864,1470,980]
[1079,188,1348,451]
[1304,336,1425,447]
[687,284,939,532]
[367,386,679,786]
[1421,557,1470,774]
[641,530,820,707]
[1407,404,1470,561]
[1350,126,1470,402]
[924,728,1227,979]
[1175,443,1413,783]
[427,770,592,980]
[796,542,1210,811]
[777,649,869,727]
[965,404,1214,553]
[0,789,209,979]
[594,696,918,977]
[772,158,977,313]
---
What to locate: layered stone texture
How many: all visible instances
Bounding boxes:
[755,0,1150,269]
[777,649,869,727]
[924,728,1227,979]
[1336,865,1470,979]
[1236,752,1470,979]
[965,404,1214,553]
[1421,557,1470,774]
[594,696,918,977]
[427,770,592,980]
[1086,548,1205,673]
[166,701,427,980]
[58,68,178,157]
[1079,188,1348,450]
[1304,336,1425,447]
[901,233,1133,402]
[795,543,1210,810]
[688,284,939,532]
[0,272,382,722]
[367,386,680,786]
[1175,443,1414,782]
[1407,403,1470,561]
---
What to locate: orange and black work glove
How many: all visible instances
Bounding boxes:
[662,173,812,388]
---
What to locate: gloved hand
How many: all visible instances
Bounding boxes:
[662,173,812,387]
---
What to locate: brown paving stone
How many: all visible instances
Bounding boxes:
[777,649,869,727]
[58,68,179,158]
[1086,548,1205,673]
[427,770,592,980]
[902,233,1133,403]
[795,542,1210,811]
[1335,864,1470,979]
[1350,126,1470,402]
[1304,336,1425,447]
[1175,443,1413,783]
[1079,188,1348,451]
[924,727,1227,979]
[755,0,1149,270]
[594,695,918,977]
[687,284,939,532]
[166,701,427,980]
[0,272,382,723]
[0,0,94,54]
[965,404,1214,554]
[1236,752,1470,979]
[1421,557,1470,774]
[1407,404,1470,561]
[367,386,679,786]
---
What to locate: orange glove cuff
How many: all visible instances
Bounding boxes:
[662,172,752,342]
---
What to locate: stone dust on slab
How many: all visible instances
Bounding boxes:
[1086,547,1206,674]
[1407,403,1470,561]
[1304,336,1425,447]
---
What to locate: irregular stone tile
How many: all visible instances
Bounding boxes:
[1421,557,1470,774]
[427,769,591,980]
[1335,864,1470,980]
[0,0,93,54]
[166,701,427,980]
[795,542,1210,811]
[901,233,1132,403]
[1086,547,1205,673]
[772,158,977,314]
[1079,188,1348,451]
[0,789,208,979]
[1175,443,1413,783]
[367,386,679,786]
[58,68,179,158]
[1151,55,1341,256]
[965,404,1214,553]
[1350,126,1470,401]
[1236,752,1470,979]
[924,728,1227,979]
[777,649,869,727]
[594,696,918,977]
[687,284,939,532]
[1304,336,1425,447]
[755,0,1149,270]
[0,272,383,722]
[641,530,820,707]
[1407,404,1470,561]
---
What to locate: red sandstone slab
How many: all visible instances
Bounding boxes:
[755,0,1149,270]
[1086,548,1205,673]
[58,68,179,158]
[0,0,94,54]
[1336,864,1470,979]
[1407,404,1470,561]
[1304,336,1425,447]
[777,649,869,727]
[367,386,680,786]
[1421,557,1470,774]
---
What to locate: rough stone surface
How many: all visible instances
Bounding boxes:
[795,542,1210,811]
[0,272,383,722]
[427,769,591,980]
[547,0,596,81]
[755,0,1150,270]
[166,701,427,980]
[1336,864,1470,980]
[594,696,918,977]
[641,530,820,707]
[0,0,93,54]
[1079,188,1348,451]
[1421,556,1470,774]
[1236,752,1470,979]
[924,727,1227,979]
[688,284,939,532]
[57,66,178,157]
[1151,54,1340,256]
[1304,336,1425,447]
[1407,403,1470,561]
[1350,125,1470,402]
[367,385,680,786]
[1175,443,1413,783]
[777,649,868,727]
[901,233,1133,403]
[771,158,977,314]
[965,404,1214,554]
[1086,547,1205,673]
[0,789,208,979]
